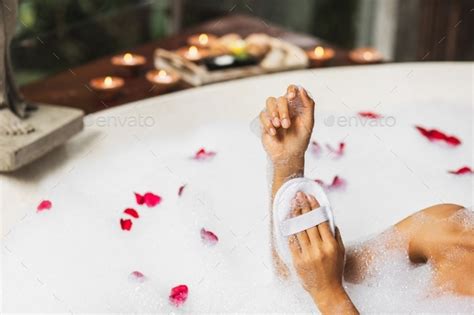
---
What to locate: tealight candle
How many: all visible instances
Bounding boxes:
[177,45,207,62]
[146,69,180,89]
[306,46,335,66]
[89,76,124,100]
[111,52,146,75]
[349,47,383,64]
[187,33,217,48]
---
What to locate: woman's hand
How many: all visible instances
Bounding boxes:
[259,85,315,175]
[289,192,358,315]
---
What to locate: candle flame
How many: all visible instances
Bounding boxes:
[158,70,168,77]
[198,34,209,45]
[124,53,133,63]
[314,46,325,58]
[104,76,113,86]
[188,46,199,55]
[362,51,373,60]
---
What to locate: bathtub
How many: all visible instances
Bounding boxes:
[1,62,472,313]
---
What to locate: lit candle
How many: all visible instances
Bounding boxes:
[111,53,146,75]
[186,46,201,61]
[306,46,335,65]
[349,47,383,64]
[89,76,124,99]
[177,45,208,62]
[146,69,180,89]
[187,33,217,48]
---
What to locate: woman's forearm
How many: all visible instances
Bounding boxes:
[271,157,305,199]
[310,287,359,315]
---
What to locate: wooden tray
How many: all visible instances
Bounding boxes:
[154,36,309,86]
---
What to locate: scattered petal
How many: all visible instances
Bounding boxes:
[193,148,216,160]
[124,208,139,218]
[134,193,145,205]
[358,111,382,119]
[310,141,322,157]
[329,176,346,189]
[448,166,473,175]
[326,142,345,157]
[314,176,346,190]
[129,271,146,282]
[178,185,186,197]
[169,284,189,307]
[415,126,461,146]
[143,192,162,207]
[120,218,133,231]
[37,200,52,212]
[200,228,219,245]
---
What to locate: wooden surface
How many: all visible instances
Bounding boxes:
[20,15,354,114]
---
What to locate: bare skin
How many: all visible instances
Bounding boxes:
[259,85,473,313]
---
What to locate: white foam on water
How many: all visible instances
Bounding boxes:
[2,98,473,312]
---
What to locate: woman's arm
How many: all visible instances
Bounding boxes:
[258,85,315,199]
[289,192,359,315]
[259,85,315,276]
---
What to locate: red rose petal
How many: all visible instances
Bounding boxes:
[143,192,162,207]
[200,228,219,245]
[169,284,189,307]
[134,193,145,205]
[178,185,186,197]
[124,208,139,218]
[448,166,473,175]
[326,142,345,157]
[415,126,461,146]
[329,176,346,189]
[120,218,133,231]
[358,111,382,119]
[314,176,346,190]
[310,141,322,156]
[129,271,146,282]
[193,148,216,160]
[37,200,52,212]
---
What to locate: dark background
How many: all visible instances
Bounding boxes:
[12,0,473,85]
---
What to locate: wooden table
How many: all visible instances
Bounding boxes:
[21,15,352,114]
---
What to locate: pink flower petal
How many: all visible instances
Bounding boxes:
[358,111,382,119]
[124,208,139,218]
[200,228,219,245]
[448,166,473,175]
[178,185,186,197]
[129,271,146,282]
[326,142,345,157]
[143,192,162,207]
[415,126,461,146]
[37,200,52,212]
[193,148,216,160]
[169,284,189,307]
[310,141,322,156]
[120,218,133,231]
[314,176,346,190]
[134,193,145,205]
[329,176,346,189]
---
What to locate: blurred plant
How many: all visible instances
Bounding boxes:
[13,0,170,85]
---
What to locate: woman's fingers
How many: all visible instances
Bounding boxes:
[292,193,310,251]
[298,86,315,110]
[286,84,297,100]
[288,235,301,256]
[259,110,276,136]
[306,195,321,244]
[317,222,334,243]
[335,227,345,253]
[266,97,280,128]
[277,96,291,129]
